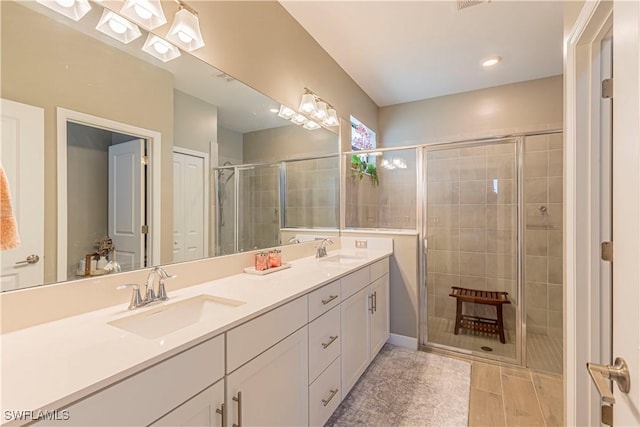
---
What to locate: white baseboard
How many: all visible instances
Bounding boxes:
[386,333,418,349]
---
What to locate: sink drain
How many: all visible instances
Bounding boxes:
[481,346,493,352]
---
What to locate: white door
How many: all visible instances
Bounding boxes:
[0,99,44,291]
[173,150,207,263]
[108,139,145,271]
[611,1,640,424]
[340,286,370,398]
[151,380,224,427]
[369,274,390,358]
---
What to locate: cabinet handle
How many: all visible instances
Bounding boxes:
[216,403,225,427]
[322,388,339,407]
[368,294,374,314]
[373,291,377,312]
[321,294,338,305]
[232,392,242,427]
[321,335,339,349]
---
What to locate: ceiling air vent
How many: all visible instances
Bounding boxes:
[457,0,489,11]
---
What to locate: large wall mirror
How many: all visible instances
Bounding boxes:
[0,0,339,292]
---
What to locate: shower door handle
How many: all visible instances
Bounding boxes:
[423,239,428,254]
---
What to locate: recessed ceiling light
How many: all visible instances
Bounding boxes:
[482,56,502,68]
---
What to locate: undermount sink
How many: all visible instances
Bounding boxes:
[108,294,245,339]
[320,254,365,265]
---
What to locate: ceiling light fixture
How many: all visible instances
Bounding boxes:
[303,120,321,130]
[36,0,91,21]
[297,88,339,127]
[121,0,167,30]
[291,114,309,126]
[277,105,296,120]
[96,10,141,43]
[482,56,502,68]
[142,34,181,62]
[269,108,279,113]
[166,1,205,51]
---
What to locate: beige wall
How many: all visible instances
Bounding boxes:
[218,127,243,166]
[174,90,218,155]
[1,2,174,282]
[379,75,563,146]
[243,125,338,164]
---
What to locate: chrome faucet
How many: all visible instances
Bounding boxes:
[144,267,176,304]
[316,238,333,258]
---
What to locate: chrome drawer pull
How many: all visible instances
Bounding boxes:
[321,335,338,349]
[322,388,339,407]
[321,294,338,305]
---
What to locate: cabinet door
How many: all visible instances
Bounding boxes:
[151,380,224,427]
[340,286,370,398]
[369,274,390,358]
[226,327,308,427]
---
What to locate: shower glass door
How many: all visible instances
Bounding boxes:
[423,139,520,363]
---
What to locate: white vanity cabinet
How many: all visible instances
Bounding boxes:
[150,380,224,427]
[340,258,390,398]
[226,327,309,427]
[35,334,225,427]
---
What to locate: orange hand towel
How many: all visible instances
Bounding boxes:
[1,166,20,250]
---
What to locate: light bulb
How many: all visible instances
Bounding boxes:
[153,41,169,54]
[177,31,193,44]
[55,0,75,7]
[134,3,153,20]
[482,56,502,67]
[108,18,127,34]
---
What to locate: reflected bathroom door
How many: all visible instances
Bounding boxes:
[423,139,520,364]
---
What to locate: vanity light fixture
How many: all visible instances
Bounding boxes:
[290,114,309,126]
[482,55,502,67]
[303,120,321,130]
[36,0,91,21]
[96,10,142,44]
[277,105,296,120]
[142,34,181,62]
[166,1,205,51]
[297,88,339,127]
[121,0,167,30]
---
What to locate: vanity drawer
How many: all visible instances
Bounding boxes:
[309,356,341,427]
[43,334,224,426]
[340,267,370,300]
[226,296,307,373]
[308,279,341,321]
[308,306,341,383]
[370,258,389,281]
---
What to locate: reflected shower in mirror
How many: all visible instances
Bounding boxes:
[0,0,339,290]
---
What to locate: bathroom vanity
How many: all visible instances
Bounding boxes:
[0,238,392,427]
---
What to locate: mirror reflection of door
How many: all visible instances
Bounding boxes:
[0,99,44,291]
[172,148,208,263]
[66,122,148,279]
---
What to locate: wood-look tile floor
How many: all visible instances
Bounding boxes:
[468,362,564,427]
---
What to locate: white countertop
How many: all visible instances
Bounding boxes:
[0,248,391,423]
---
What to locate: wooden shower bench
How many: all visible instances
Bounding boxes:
[449,287,511,344]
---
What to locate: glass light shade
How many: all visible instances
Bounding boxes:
[303,120,321,130]
[142,34,181,62]
[312,101,328,121]
[298,93,317,114]
[166,8,205,51]
[291,114,309,126]
[121,0,167,30]
[277,105,296,120]
[322,108,339,126]
[36,0,91,21]
[96,10,141,44]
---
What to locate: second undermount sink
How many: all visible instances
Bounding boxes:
[108,294,245,339]
[320,254,365,265]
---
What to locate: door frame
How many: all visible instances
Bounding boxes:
[56,108,161,282]
[564,1,614,425]
[172,146,210,260]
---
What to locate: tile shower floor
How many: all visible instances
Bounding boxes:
[428,317,562,375]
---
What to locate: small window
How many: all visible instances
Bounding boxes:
[350,116,376,151]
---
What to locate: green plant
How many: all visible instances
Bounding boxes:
[350,155,379,186]
[365,162,379,186]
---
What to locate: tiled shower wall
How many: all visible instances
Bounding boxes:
[426,142,519,342]
[238,166,280,252]
[524,133,563,339]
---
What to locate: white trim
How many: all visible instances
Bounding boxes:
[386,333,418,350]
[172,146,210,259]
[56,108,162,282]
[564,1,613,425]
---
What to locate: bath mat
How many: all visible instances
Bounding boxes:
[326,344,471,427]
